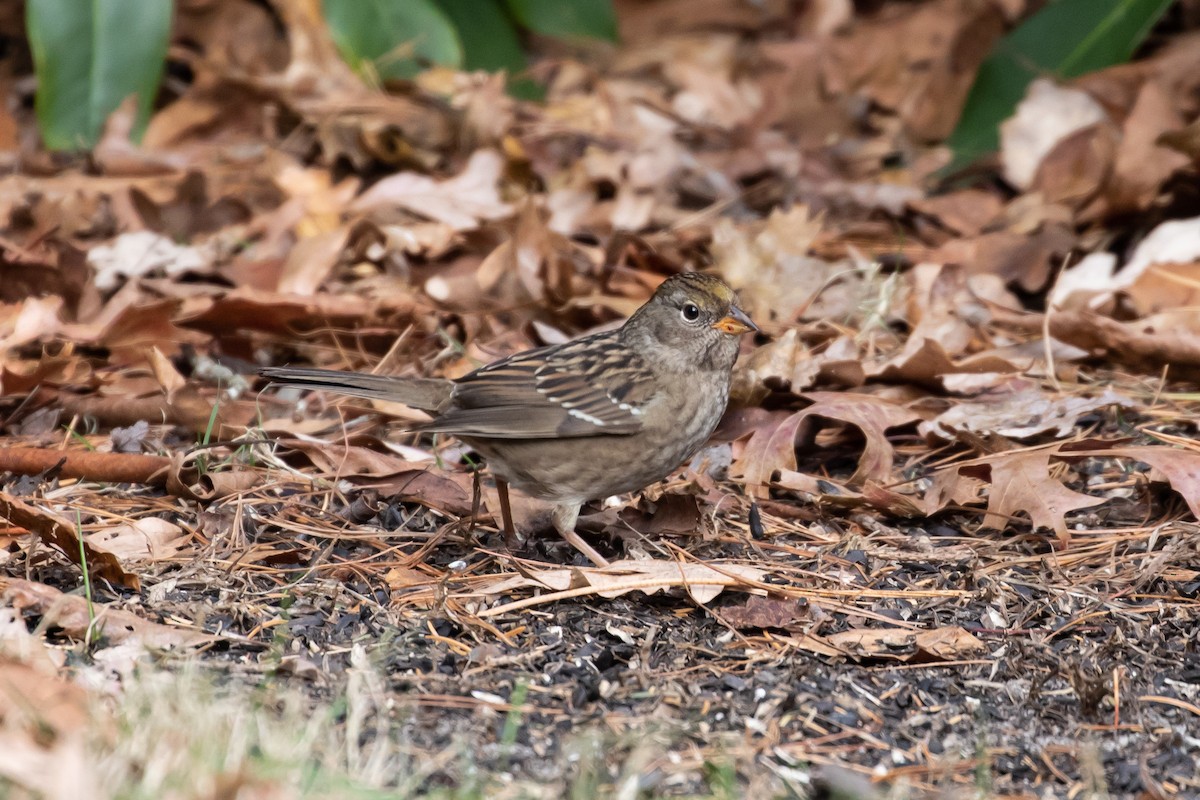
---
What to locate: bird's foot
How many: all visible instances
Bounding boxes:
[551,503,610,567]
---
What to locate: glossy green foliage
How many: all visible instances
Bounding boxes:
[946,0,1173,170]
[27,0,172,150]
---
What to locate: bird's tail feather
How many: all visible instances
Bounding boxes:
[258,366,451,412]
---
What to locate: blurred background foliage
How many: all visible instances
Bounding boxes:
[22,0,1175,167]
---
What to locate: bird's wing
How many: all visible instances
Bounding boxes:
[420,333,656,439]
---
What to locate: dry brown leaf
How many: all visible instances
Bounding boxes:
[0,492,139,590]
[732,393,921,496]
[908,189,1004,237]
[0,656,96,797]
[981,451,1105,545]
[478,560,766,614]
[797,392,923,485]
[1124,264,1200,316]
[720,595,809,630]
[351,149,513,230]
[826,626,986,662]
[354,469,476,519]
[825,0,1004,141]
[1109,445,1200,520]
[928,225,1074,293]
[1,578,216,649]
[1001,79,1108,191]
[922,389,1137,442]
[775,471,929,516]
[276,437,429,477]
[1045,309,1200,373]
[85,518,190,562]
[1106,79,1192,214]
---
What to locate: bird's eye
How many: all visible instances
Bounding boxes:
[681,303,701,321]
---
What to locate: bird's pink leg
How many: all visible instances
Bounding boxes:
[551,503,610,567]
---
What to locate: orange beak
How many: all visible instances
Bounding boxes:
[711,305,758,335]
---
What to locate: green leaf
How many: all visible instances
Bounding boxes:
[946,0,1173,170]
[435,0,525,73]
[323,0,463,81]
[504,0,618,42]
[434,0,543,99]
[27,0,172,151]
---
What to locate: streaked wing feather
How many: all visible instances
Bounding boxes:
[428,332,655,439]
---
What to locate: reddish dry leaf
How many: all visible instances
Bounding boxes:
[1001,80,1108,191]
[871,338,1021,390]
[731,410,808,497]
[0,656,91,739]
[274,437,429,477]
[798,392,923,485]
[1124,263,1200,316]
[0,492,139,590]
[775,470,929,517]
[908,189,1004,237]
[0,448,170,486]
[475,200,580,307]
[733,393,920,496]
[176,286,418,339]
[1033,122,1119,209]
[271,437,475,516]
[623,494,703,536]
[277,227,351,297]
[1107,79,1192,215]
[981,451,1105,545]
[928,226,1074,293]
[720,595,809,630]
[1110,445,1200,519]
[923,465,988,514]
[353,469,476,519]
[824,0,1004,141]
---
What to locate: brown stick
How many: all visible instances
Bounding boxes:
[0,448,171,486]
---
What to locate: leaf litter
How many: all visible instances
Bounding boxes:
[2,1,1200,796]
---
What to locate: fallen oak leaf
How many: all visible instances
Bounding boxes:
[798,392,923,485]
[1115,445,1200,519]
[981,450,1104,547]
[870,337,1021,390]
[776,471,930,517]
[351,149,513,230]
[269,436,477,518]
[732,393,921,496]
